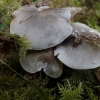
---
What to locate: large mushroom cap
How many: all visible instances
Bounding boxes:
[20,48,63,78]
[54,22,100,69]
[10,5,72,50]
[54,38,100,69]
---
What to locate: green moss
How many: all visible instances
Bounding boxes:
[0,0,100,100]
[0,67,100,100]
[58,80,83,100]
[0,73,55,100]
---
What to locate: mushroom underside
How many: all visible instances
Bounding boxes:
[20,48,63,78]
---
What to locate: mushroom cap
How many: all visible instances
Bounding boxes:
[10,6,72,50]
[54,38,100,69]
[20,48,63,78]
[54,22,100,69]
[71,22,100,37]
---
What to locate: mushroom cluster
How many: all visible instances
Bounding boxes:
[10,3,100,78]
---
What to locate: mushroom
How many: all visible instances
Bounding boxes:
[54,22,100,69]
[20,48,63,78]
[10,5,73,50]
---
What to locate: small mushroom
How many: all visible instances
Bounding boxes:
[54,22,100,69]
[10,5,72,50]
[20,48,63,78]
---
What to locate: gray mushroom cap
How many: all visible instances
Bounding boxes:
[54,22,100,69]
[54,39,100,69]
[20,48,63,78]
[10,5,72,50]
